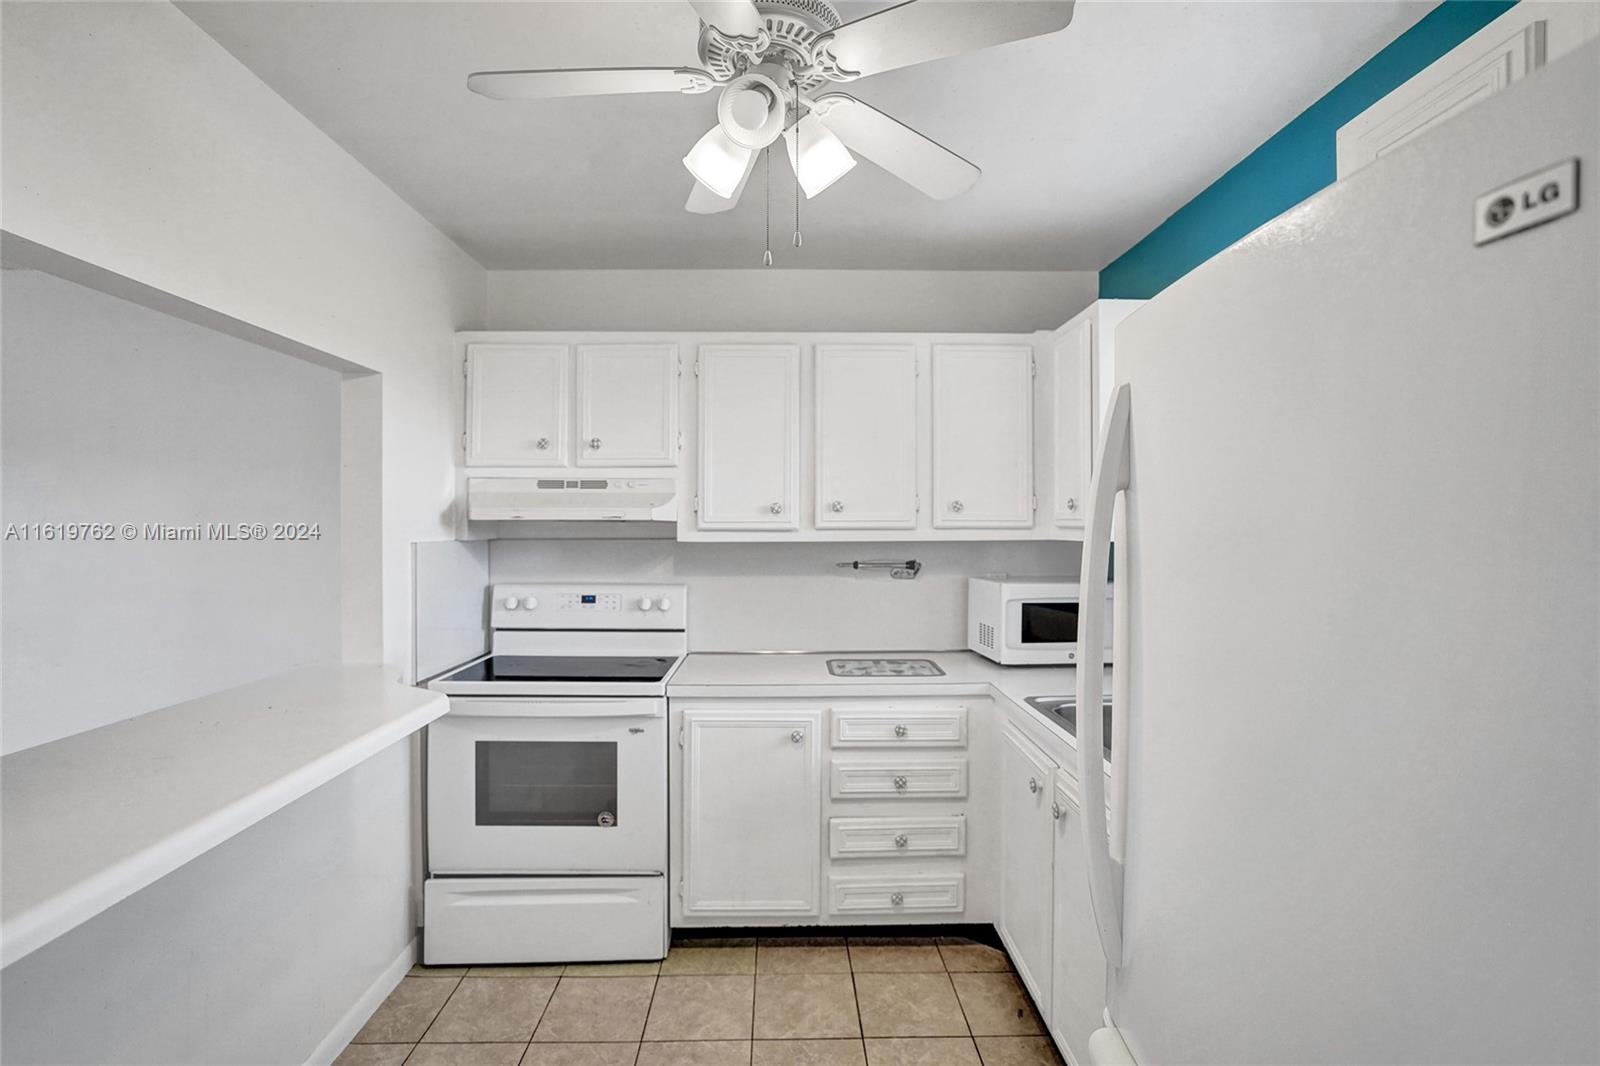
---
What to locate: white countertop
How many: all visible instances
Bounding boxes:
[0,664,448,968]
[668,650,1109,757]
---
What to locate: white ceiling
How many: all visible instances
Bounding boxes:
[178,0,1430,271]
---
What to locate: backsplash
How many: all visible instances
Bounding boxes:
[489,539,1078,651]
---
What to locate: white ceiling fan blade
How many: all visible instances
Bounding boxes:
[687,0,766,41]
[814,1,1074,79]
[467,67,714,100]
[810,94,979,200]
[685,152,758,214]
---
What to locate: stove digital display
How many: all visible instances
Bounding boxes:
[580,594,597,604]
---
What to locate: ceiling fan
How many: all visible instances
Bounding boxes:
[468,0,1076,217]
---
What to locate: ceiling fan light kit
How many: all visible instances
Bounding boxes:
[469,0,1074,259]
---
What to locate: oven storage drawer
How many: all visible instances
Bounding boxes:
[829,816,966,858]
[830,706,968,748]
[829,874,966,915]
[830,758,968,799]
[423,876,668,965]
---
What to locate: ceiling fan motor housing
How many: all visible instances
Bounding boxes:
[699,0,843,92]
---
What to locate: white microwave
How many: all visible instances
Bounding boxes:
[967,576,1113,666]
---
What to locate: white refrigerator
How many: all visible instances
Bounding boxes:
[1072,41,1598,1065]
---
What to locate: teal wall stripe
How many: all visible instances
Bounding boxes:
[1098,0,1516,299]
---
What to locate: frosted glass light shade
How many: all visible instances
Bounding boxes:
[683,125,755,199]
[783,115,857,198]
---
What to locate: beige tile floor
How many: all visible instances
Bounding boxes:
[337,935,1064,1066]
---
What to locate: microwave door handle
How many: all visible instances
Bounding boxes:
[1078,383,1129,967]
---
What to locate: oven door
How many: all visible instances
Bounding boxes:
[427,698,667,876]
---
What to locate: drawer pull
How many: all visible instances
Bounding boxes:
[890,892,905,906]
[893,834,909,848]
[790,730,805,744]
[892,775,908,791]
[893,724,909,738]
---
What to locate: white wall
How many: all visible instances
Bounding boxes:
[486,269,1097,333]
[490,538,1079,651]
[0,4,486,1060]
[1,0,487,678]
[1,270,342,754]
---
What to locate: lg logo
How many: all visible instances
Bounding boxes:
[1485,181,1563,228]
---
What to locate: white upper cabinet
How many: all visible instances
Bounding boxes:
[465,343,570,466]
[697,344,801,531]
[932,343,1034,528]
[1052,319,1092,530]
[814,344,918,529]
[576,343,679,467]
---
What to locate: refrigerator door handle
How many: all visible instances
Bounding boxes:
[1078,383,1130,966]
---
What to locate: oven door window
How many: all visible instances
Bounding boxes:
[1019,601,1079,644]
[474,741,619,827]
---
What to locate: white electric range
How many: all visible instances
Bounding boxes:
[422,582,686,965]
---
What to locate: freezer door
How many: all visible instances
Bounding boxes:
[1104,45,1599,1065]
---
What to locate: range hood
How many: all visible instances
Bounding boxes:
[467,477,676,521]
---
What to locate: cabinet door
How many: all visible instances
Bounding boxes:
[681,710,821,917]
[576,343,679,467]
[1050,772,1107,1066]
[466,343,570,466]
[1053,320,1092,529]
[931,344,1034,528]
[697,345,801,530]
[814,344,918,529]
[999,725,1056,1015]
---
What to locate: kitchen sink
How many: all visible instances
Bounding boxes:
[1024,694,1113,758]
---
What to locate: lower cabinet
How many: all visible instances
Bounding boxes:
[1050,771,1108,1066]
[998,725,1058,1013]
[678,709,822,918]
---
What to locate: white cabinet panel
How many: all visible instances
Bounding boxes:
[829,816,966,859]
[931,344,1034,528]
[1053,319,1092,529]
[814,344,918,529]
[697,345,801,530]
[830,758,968,799]
[999,725,1055,1016]
[466,343,569,466]
[681,710,821,917]
[576,343,678,466]
[1050,772,1106,1066]
[830,706,967,748]
[829,874,965,916]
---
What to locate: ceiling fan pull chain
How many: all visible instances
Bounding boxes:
[792,79,803,249]
[762,146,773,267]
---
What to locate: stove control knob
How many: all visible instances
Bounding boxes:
[521,596,539,610]
[638,596,655,611]
[656,597,673,612]
[502,597,519,610]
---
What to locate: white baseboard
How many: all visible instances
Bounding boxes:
[304,936,417,1066]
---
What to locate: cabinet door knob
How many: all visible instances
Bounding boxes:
[1028,777,1040,794]
[588,437,602,450]
[1066,497,1078,512]
[893,834,909,848]
[1051,801,1063,821]
[893,724,909,738]
[889,892,905,906]
[892,775,909,791]
[790,730,805,744]
[770,502,784,515]
[949,499,965,513]
[830,500,844,513]
[535,437,550,450]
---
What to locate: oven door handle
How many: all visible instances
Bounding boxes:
[443,699,664,719]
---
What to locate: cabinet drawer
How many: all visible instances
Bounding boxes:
[830,816,966,858]
[830,707,967,748]
[830,758,968,799]
[829,874,966,916]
